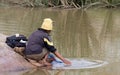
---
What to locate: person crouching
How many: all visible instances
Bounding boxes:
[24,18,71,67]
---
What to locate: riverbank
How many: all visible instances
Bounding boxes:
[0,33,34,72]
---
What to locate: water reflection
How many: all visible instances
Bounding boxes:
[54,9,101,58]
[99,9,120,62]
[22,69,65,75]
[0,7,100,58]
[0,7,120,75]
[99,9,114,61]
[22,69,50,75]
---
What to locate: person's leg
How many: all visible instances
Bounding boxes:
[27,58,44,67]
[14,47,25,56]
[40,53,52,66]
[46,53,56,63]
[25,48,51,67]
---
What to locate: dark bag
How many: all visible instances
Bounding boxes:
[5,34,28,48]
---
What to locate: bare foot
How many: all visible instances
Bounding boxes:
[44,62,52,66]
[28,59,44,67]
[39,59,52,66]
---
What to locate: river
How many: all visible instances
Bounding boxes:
[0,7,120,75]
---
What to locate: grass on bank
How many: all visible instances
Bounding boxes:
[0,0,120,8]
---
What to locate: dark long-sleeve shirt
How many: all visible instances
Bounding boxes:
[24,29,56,55]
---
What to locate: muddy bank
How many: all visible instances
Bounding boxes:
[0,33,34,72]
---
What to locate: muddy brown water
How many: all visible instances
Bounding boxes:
[0,7,120,75]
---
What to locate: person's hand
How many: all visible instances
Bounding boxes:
[53,51,71,65]
[63,59,71,65]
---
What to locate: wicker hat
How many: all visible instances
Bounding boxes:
[41,18,53,30]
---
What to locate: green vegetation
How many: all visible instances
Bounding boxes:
[0,0,120,8]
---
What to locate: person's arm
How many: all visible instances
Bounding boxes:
[54,51,71,65]
[44,37,71,65]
